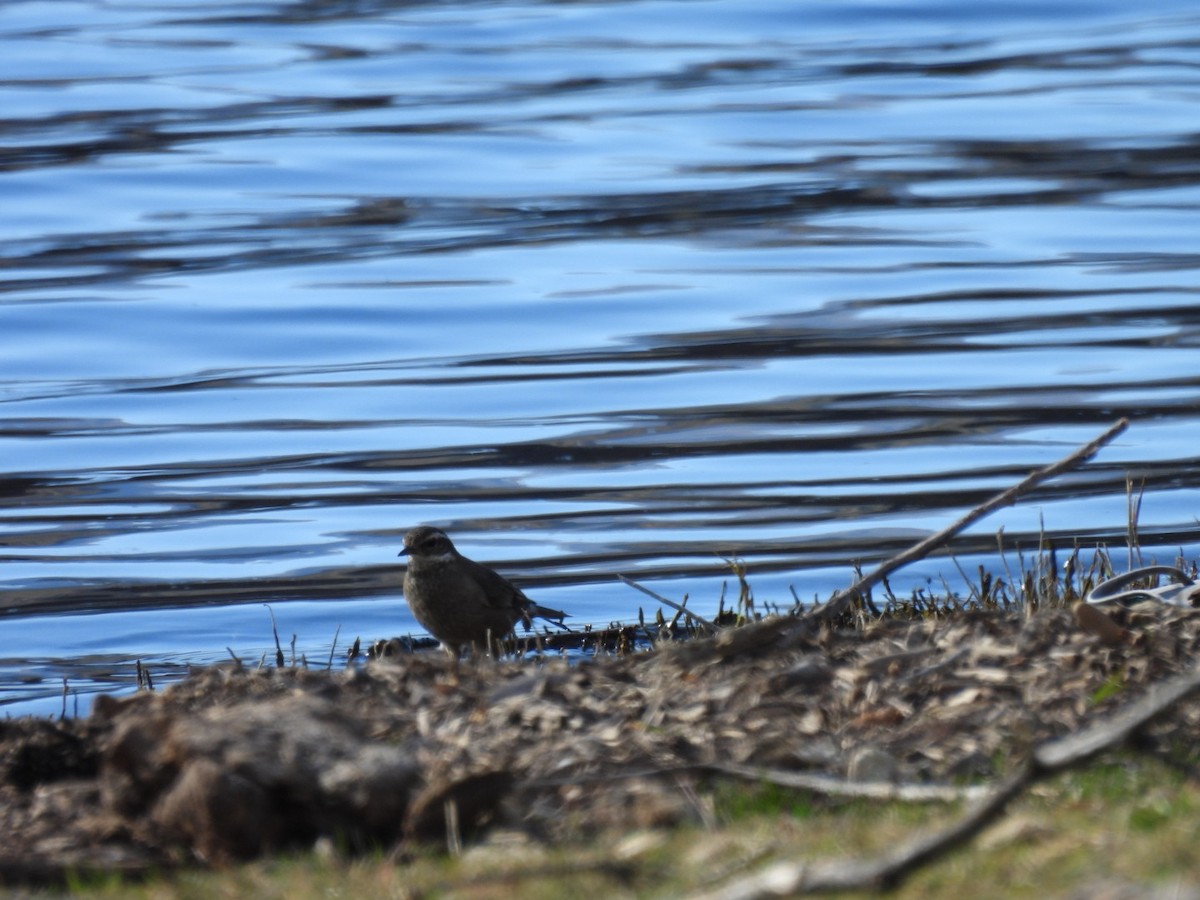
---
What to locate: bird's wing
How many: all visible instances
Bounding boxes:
[462,557,530,614]
[462,558,569,631]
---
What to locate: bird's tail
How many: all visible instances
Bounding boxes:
[522,602,571,631]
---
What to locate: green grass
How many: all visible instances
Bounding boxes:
[32,752,1199,899]
[711,777,820,821]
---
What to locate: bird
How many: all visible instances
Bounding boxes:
[399,525,568,656]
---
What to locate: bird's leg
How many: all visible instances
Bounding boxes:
[442,642,461,680]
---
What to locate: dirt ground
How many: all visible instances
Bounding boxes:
[2,599,1199,884]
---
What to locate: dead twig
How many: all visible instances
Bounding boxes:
[618,575,719,634]
[1033,663,1200,770]
[523,761,985,805]
[809,417,1129,625]
[706,761,990,804]
[696,657,1200,898]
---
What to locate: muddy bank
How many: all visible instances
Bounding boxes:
[2,600,1199,882]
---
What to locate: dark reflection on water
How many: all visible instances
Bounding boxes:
[9,141,1200,291]
[4,0,1200,712]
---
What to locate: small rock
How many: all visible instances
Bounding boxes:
[846,746,897,783]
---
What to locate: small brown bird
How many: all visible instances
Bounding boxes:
[399,525,568,656]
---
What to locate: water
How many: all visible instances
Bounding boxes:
[4,0,1200,716]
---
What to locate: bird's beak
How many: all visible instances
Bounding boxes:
[398,547,410,557]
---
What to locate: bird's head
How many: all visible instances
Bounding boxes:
[399,525,457,561]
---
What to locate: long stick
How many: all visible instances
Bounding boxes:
[617,574,719,634]
[809,417,1129,623]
